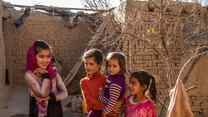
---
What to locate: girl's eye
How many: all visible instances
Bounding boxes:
[38,54,51,59]
[47,55,51,58]
[89,62,94,66]
[108,64,117,68]
[38,55,44,58]
[130,81,136,85]
[113,65,117,68]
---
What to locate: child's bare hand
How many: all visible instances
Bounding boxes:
[99,88,103,96]
[102,112,106,117]
[33,68,48,76]
[35,96,50,102]
[102,112,117,117]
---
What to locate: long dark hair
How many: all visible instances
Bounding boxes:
[130,71,157,102]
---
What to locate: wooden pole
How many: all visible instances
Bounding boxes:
[0,0,9,111]
[0,0,5,88]
[5,4,115,12]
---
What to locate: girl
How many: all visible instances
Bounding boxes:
[25,40,68,117]
[80,49,106,117]
[125,71,157,117]
[99,52,126,117]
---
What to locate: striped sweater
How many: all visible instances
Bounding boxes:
[99,74,126,114]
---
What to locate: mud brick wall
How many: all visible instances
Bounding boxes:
[122,0,208,116]
[122,0,184,103]
[3,11,94,85]
[0,1,5,85]
[0,0,9,109]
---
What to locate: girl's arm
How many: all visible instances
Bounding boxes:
[25,72,50,98]
[99,89,109,104]
[103,83,122,114]
[54,74,68,101]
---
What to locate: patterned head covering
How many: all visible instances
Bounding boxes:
[26,41,57,78]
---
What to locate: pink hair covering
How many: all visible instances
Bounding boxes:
[26,41,57,78]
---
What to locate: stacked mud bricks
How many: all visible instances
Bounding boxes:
[121,0,208,116]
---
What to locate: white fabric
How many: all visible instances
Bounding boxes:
[166,79,194,117]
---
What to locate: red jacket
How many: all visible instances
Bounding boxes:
[80,73,106,112]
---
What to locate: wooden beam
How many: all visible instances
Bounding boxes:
[5,4,115,12]
[64,60,82,86]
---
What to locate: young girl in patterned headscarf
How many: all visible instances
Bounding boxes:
[25,40,68,117]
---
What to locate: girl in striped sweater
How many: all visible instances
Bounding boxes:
[99,52,127,117]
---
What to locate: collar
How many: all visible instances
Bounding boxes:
[109,72,124,77]
[87,72,102,79]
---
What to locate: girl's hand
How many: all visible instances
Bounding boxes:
[33,68,48,77]
[35,96,50,102]
[99,88,103,96]
[102,112,117,117]
[102,112,107,117]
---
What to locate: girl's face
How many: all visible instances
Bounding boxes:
[129,77,145,96]
[36,49,51,70]
[84,57,101,76]
[107,59,121,75]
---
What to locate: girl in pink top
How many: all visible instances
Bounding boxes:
[125,71,157,117]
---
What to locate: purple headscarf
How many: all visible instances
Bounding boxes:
[26,41,57,78]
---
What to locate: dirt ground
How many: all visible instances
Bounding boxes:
[0,85,83,117]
